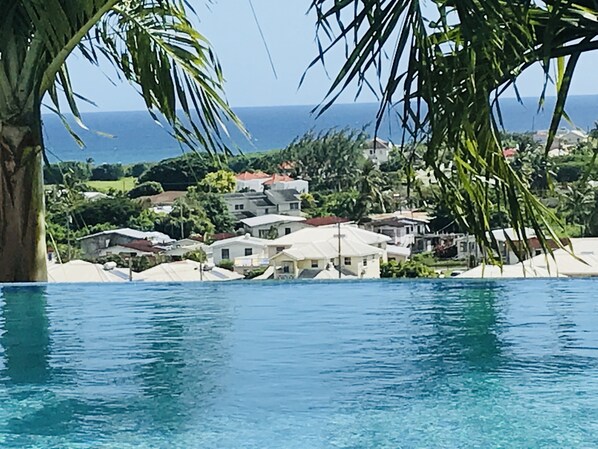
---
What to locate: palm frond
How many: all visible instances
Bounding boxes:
[309,0,598,260]
[0,0,242,158]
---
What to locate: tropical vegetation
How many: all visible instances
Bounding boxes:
[0,1,240,281]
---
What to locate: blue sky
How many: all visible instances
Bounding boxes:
[66,0,598,112]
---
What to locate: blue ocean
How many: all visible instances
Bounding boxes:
[43,95,598,164]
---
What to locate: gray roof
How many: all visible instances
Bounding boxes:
[266,189,300,203]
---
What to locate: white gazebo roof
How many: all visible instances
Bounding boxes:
[48,260,130,283]
[137,260,243,282]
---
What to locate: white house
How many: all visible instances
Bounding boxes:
[534,128,589,152]
[363,137,393,165]
[266,224,390,279]
[235,172,309,193]
[267,224,390,258]
[235,171,272,192]
[240,214,308,239]
[263,174,309,193]
[270,239,385,279]
[455,228,538,265]
[210,234,269,270]
[224,189,302,220]
[363,216,430,247]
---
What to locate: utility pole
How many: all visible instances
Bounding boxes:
[337,222,342,279]
[128,256,133,282]
[66,211,71,261]
[179,203,184,240]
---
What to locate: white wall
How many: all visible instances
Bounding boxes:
[213,241,267,265]
[247,221,308,239]
[271,180,309,193]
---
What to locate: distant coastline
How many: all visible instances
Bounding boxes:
[43,95,598,164]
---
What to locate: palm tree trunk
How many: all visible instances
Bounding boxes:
[0,117,48,282]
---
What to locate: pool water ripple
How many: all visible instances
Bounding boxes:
[0,280,598,448]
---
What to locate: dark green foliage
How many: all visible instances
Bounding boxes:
[183,249,207,263]
[154,201,214,239]
[380,260,436,279]
[139,154,216,190]
[217,259,235,271]
[245,267,268,279]
[129,162,152,178]
[556,161,585,183]
[185,190,235,233]
[91,164,125,181]
[226,151,284,174]
[95,254,160,273]
[44,161,92,184]
[127,181,164,199]
[71,197,143,230]
[284,129,367,192]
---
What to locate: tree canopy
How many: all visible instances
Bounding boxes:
[309,0,598,259]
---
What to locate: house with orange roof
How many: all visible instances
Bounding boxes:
[235,171,309,193]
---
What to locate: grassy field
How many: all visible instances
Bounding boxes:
[86,177,137,192]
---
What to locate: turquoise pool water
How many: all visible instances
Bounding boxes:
[1,280,597,448]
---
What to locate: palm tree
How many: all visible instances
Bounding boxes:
[560,183,596,237]
[355,160,387,221]
[309,0,598,257]
[0,1,241,281]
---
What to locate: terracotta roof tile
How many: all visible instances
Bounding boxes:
[263,174,294,185]
[236,171,271,181]
[304,216,350,227]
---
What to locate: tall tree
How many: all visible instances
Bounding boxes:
[310,0,598,258]
[0,1,240,281]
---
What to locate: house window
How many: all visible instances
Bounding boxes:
[264,208,269,214]
[283,265,290,273]
[290,203,299,210]
[311,260,319,268]
[344,257,351,265]
[234,204,244,211]
[221,248,230,260]
[285,227,291,235]
[259,230,268,238]
[460,242,467,252]
[369,149,374,155]
[363,258,368,266]
[245,248,253,256]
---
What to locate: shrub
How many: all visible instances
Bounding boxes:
[44,161,92,184]
[91,163,125,181]
[71,197,143,230]
[139,154,216,190]
[556,162,584,183]
[184,249,207,263]
[380,260,436,278]
[129,162,152,178]
[128,181,164,199]
[245,267,268,279]
[217,259,235,271]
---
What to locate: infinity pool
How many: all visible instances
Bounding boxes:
[1,280,597,448]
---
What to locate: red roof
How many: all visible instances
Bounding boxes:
[122,239,162,254]
[236,171,271,181]
[263,174,294,186]
[210,232,237,242]
[304,216,350,227]
[502,147,518,158]
[279,161,295,170]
